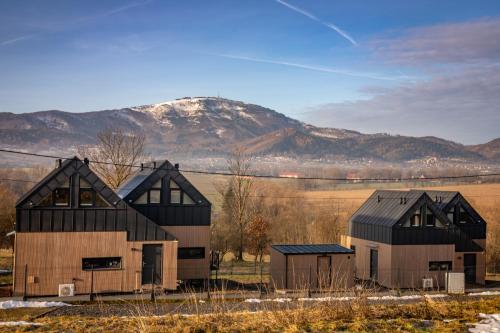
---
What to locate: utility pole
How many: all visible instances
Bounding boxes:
[90,265,95,301]
[151,262,156,302]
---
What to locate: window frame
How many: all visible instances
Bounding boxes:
[53,187,71,207]
[410,208,422,227]
[79,188,95,207]
[82,257,122,271]
[178,247,205,259]
[428,261,452,271]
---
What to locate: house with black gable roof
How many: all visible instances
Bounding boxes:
[343,189,486,288]
[116,160,212,282]
[13,157,179,296]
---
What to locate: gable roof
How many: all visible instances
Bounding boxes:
[410,190,458,210]
[271,244,353,255]
[16,157,175,241]
[116,160,210,206]
[350,190,424,227]
[16,157,121,208]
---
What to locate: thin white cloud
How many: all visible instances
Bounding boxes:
[0,34,36,46]
[0,0,152,47]
[212,53,414,81]
[275,0,357,46]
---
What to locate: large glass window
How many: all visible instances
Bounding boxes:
[178,247,205,259]
[82,257,122,270]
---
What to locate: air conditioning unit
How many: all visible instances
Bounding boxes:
[422,278,433,290]
[58,284,75,297]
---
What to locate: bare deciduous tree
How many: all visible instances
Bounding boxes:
[78,128,147,189]
[0,186,16,248]
[222,147,254,261]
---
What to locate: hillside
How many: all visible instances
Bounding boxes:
[0,97,497,162]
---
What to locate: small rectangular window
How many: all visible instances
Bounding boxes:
[170,190,181,204]
[350,245,356,253]
[429,261,452,271]
[79,189,94,206]
[426,212,435,226]
[178,247,205,259]
[82,257,122,270]
[54,188,70,206]
[149,190,161,204]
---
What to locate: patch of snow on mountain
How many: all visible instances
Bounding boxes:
[310,130,339,139]
[114,111,149,128]
[215,128,225,138]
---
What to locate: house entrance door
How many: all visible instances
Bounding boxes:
[142,244,163,285]
[464,253,476,284]
[370,249,378,280]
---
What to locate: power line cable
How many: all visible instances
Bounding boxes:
[1,147,500,183]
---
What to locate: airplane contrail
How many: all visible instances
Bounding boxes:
[1,0,152,47]
[212,53,414,81]
[275,0,357,46]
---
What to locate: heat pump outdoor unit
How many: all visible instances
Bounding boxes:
[422,278,433,290]
[58,284,75,297]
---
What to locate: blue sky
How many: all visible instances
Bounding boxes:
[1,0,500,144]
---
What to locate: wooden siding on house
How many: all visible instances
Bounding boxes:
[348,236,485,288]
[161,226,210,280]
[13,232,177,296]
[270,249,354,290]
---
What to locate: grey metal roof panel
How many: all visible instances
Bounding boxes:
[116,160,211,206]
[410,190,458,210]
[351,190,423,227]
[116,165,157,199]
[271,244,354,255]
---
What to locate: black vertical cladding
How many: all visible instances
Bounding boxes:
[14,157,174,242]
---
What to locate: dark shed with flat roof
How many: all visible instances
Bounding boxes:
[270,244,354,290]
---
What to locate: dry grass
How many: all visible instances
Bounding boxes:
[1,296,498,332]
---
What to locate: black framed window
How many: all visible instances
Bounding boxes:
[82,257,122,270]
[426,210,435,227]
[134,179,162,204]
[169,180,195,205]
[447,207,455,223]
[79,178,108,207]
[459,205,474,224]
[410,208,422,227]
[178,247,205,259]
[429,261,452,271]
[54,188,70,206]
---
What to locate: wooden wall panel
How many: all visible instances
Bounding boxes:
[269,248,286,289]
[282,253,354,290]
[13,232,177,296]
[349,237,393,287]
[161,226,210,280]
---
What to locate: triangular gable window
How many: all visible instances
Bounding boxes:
[79,177,110,207]
[169,179,195,205]
[36,176,71,207]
